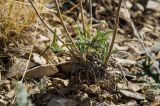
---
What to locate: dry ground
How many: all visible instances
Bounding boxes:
[0,0,160,106]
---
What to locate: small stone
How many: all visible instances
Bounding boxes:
[136,3,144,11]
[79,84,88,90]
[120,90,146,100]
[125,1,133,8]
[112,51,129,59]
[148,32,159,39]
[80,93,88,100]
[5,90,15,99]
[96,101,111,106]
[80,100,96,106]
[52,78,69,87]
[85,85,100,94]
[0,99,8,106]
[100,91,110,99]
[146,0,160,11]
[120,8,130,22]
[32,53,47,65]
[126,101,137,106]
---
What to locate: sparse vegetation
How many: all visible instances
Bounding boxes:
[0,0,35,39]
[0,0,160,106]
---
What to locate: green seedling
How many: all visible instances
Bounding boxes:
[50,30,63,52]
[75,26,113,63]
[40,30,63,56]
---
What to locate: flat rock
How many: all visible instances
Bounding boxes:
[117,83,140,92]
[114,58,137,67]
[119,90,146,100]
[6,58,37,78]
[146,0,160,11]
[112,51,130,59]
[47,98,77,106]
[26,64,58,78]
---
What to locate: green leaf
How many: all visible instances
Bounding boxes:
[50,29,63,52]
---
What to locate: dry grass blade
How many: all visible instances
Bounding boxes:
[104,0,123,65]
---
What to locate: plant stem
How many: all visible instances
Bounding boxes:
[55,0,80,53]
[104,0,123,65]
[89,0,92,37]
[79,0,86,35]
[28,0,64,44]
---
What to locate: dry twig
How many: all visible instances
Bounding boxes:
[28,0,64,44]
[104,0,123,65]
[20,20,39,83]
[89,0,92,37]
[55,0,80,53]
[79,0,86,34]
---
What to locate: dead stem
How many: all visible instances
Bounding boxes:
[89,0,92,37]
[79,0,86,35]
[62,2,79,14]
[104,0,123,65]
[20,20,39,83]
[123,3,156,61]
[55,0,80,53]
[123,2,160,73]
[28,0,64,44]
